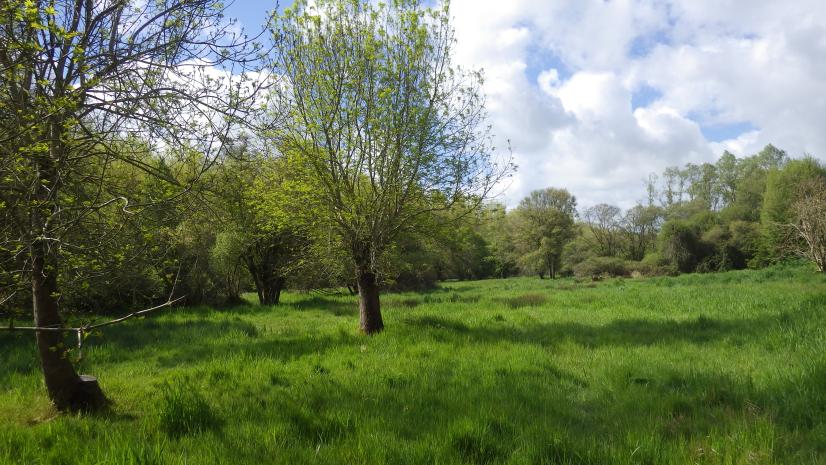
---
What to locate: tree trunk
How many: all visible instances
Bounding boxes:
[246,262,272,305]
[357,268,383,334]
[30,123,106,411]
[267,276,284,305]
[257,273,284,306]
[31,242,106,411]
[244,249,285,306]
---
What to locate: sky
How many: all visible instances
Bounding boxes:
[224,0,826,209]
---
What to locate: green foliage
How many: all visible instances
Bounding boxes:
[633,145,820,277]
[572,256,629,278]
[512,188,577,279]
[381,234,441,291]
[658,220,708,273]
[759,157,826,263]
[622,204,662,261]
[209,231,249,302]
[723,145,789,222]
[269,0,506,293]
[477,204,520,278]
[627,253,676,277]
[561,232,597,275]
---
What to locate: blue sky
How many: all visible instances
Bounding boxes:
[222,2,273,33]
[224,0,826,208]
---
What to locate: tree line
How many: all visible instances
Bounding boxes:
[475,145,826,282]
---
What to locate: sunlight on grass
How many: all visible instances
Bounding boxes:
[1,264,825,464]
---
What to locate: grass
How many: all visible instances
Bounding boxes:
[1,264,826,464]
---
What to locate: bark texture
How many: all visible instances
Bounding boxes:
[32,243,106,411]
[357,269,383,334]
[244,253,286,305]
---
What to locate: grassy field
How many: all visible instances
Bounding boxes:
[2,265,826,465]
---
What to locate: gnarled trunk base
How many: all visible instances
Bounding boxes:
[33,252,107,412]
[36,332,106,411]
[258,276,284,306]
[56,375,107,411]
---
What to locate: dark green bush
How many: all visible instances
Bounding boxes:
[627,258,675,277]
[573,256,629,278]
[658,220,711,273]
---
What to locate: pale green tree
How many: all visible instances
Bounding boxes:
[268,0,508,334]
[582,203,623,257]
[513,188,577,279]
[761,157,826,261]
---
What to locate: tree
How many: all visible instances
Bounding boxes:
[724,145,788,222]
[582,203,623,257]
[202,138,331,306]
[685,163,719,210]
[715,151,739,208]
[513,188,577,279]
[0,0,260,410]
[269,0,507,334]
[658,220,707,273]
[760,157,826,262]
[786,178,826,272]
[243,151,324,305]
[478,203,519,278]
[433,205,497,281]
[622,204,662,261]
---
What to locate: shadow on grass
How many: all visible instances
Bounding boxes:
[308,351,826,464]
[406,315,470,333]
[0,332,39,386]
[290,296,356,316]
[91,317,357,367]
[402,312,785,349]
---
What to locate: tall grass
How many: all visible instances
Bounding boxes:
[156,381,220,438]
[1,264,825,464]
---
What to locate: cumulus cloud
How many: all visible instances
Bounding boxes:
[448,0,826,208]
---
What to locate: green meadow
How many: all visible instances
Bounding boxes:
[2,265,826,465]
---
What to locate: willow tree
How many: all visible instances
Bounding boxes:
[512,188,577,279]
[210,142,324,306]
[787,177,826,272]
[269,0,507,334]
[0,0,262,411]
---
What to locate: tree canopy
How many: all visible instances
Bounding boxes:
[268,0,509,333]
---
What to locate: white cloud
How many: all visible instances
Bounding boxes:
[448,0,826,209]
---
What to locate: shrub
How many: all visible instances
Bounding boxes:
[573,257,629,279]
[658,220,711,273]
[641,252,668,267]
[698,222,759,272]
[627,258,675,277]
[387,267,439,291]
